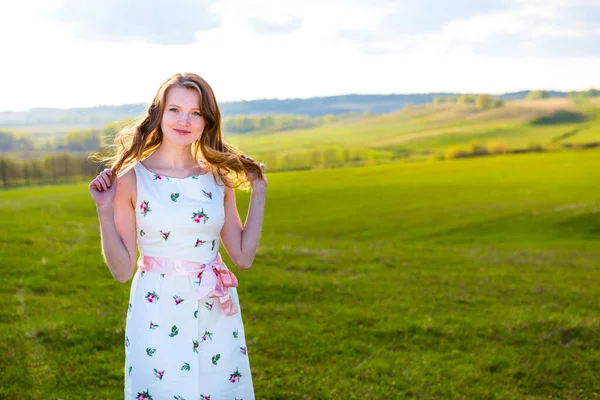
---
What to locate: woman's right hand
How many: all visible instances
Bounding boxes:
[89,169,116,208]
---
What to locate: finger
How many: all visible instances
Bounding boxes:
[90,179,102,192]
[99,173,112,189]
[97,175,108,191]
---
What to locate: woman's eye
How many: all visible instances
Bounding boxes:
[193,112,202,116]
[169,108,179,112]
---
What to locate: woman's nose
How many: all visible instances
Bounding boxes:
[178,114,191,125]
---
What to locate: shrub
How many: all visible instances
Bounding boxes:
[487,140,507,154]
[527,142,545,152]
[467,140,488,156]
[444,145,469,159]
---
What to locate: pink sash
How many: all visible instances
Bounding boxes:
[137,253,239,316]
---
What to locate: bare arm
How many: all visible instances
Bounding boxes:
[220,173,267,270]
[89,169,137,283]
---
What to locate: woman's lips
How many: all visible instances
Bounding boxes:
[174,129,191,134]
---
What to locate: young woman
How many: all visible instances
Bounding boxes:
[88,72,267,400]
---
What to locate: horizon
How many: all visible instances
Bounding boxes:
[2,0,600,112]
[0,88,588,113]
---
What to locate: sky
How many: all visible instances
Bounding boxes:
[1,0,600,111]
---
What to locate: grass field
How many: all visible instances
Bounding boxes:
[226,99,600,165]
[1,150,599,398]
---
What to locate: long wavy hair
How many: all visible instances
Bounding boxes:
[96,72,263,189]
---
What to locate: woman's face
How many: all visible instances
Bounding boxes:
[160,86,205,146]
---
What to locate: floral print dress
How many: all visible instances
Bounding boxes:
[124,162,255,400]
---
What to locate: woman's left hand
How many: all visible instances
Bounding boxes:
[242,156,267,192]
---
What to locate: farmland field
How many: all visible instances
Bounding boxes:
[0,150,599,399]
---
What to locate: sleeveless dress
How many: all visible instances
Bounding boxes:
[124,162,255,400]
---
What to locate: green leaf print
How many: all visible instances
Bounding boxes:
[240,346,247,355]
[205,302,213,311]
[170,192,180,202]
[211,240,216,251]
[195,238,206,248]
[200,395,211,400]
[194,310,199,318]
[202,190,212,199]
[140,200,152,216]
[202,331,213,342]
[125,336,130,348]
[136,389,153,400]
[192,340,200,354]
[140,229,145,237]
[160,230,170,240]
[161,273,165,278]
[233,329,239,338]
[128,365,132,376]
[153,368,164,380]
[149,321,159,330]
[191,209,209,224]
[173,295,184,306]
[169,325,179,337]
[180,362,190,371]
[146,347,156,357]
[211,354,220,365]
[174,396,186,400]
[141,271,145,277]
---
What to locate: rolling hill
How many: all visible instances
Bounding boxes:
[225,98,600,167]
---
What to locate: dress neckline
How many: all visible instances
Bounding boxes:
[138,161,210,180]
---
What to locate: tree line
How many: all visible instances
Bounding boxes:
[0,145,389,189]
[222,113,369,134]
[433,94,504,109]
[0,153,103,189]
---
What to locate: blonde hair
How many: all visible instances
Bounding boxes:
[95,72,263,189]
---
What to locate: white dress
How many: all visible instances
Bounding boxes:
[124,162,255,400]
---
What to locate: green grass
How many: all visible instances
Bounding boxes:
[226,99,600,163]
[1,150,599,398]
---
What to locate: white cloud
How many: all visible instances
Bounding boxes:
[1,0,600,111]
[47,0,220,45]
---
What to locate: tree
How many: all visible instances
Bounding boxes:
[457,95,476,104]
[526,90,549,100]
[476,94,493,110]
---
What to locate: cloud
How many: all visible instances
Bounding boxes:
[248,16,302,35]
[472,32,600,58]
[339,0,600,58]
[380,0,511,34]
[48,0,219,45]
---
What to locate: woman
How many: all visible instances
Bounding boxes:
[88,72,267,400]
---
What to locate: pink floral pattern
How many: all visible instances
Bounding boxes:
[136,390,153,400]
[145,291,159,303]
[191,209,209,224]
[229,368,242,383]
[140,200,151,216]
[125,162,253,398]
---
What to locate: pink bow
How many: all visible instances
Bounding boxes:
[138,253,239,316]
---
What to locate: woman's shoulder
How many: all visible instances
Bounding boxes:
[116,166,137,197]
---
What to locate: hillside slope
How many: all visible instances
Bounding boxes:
[226,98,600,160]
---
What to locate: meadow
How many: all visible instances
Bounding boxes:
[0,149,599,399]
[227,98,600,168]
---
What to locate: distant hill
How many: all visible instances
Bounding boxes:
[225,97,600,169]
[0,91,568,133]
